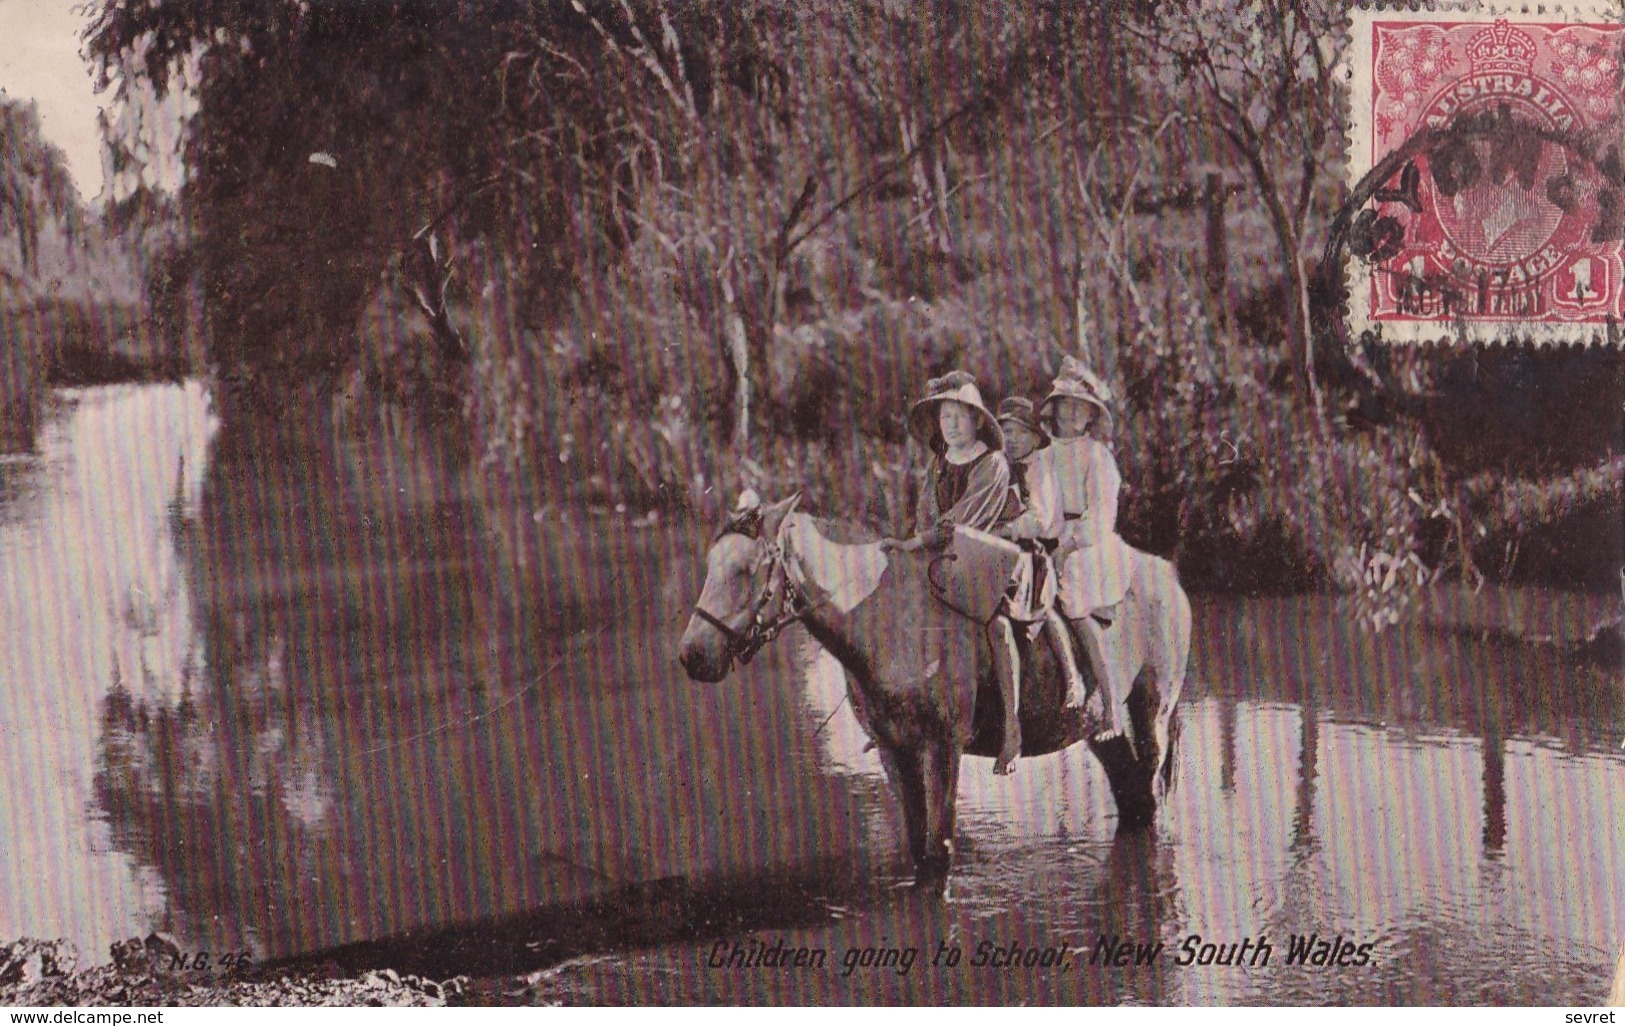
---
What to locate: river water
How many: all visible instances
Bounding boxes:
[0,383,1619,1004]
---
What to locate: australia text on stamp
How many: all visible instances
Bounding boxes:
[1346,6,1625,345]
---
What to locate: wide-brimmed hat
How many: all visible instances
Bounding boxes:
[907,370,1004,453]
[995,396,1050,449]
[1038,355,1115,433]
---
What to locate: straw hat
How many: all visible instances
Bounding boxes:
[1038,355,1115,433]
[995,396,1050,450]
[907,370,1004,453]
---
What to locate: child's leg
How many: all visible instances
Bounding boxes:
[989,614,1022,775]
[1044,608,1090,710]
[1076,615,1129,743]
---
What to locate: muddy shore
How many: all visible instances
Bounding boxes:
[0,935,583,1007]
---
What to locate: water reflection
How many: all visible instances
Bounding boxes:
[1481,728,1506,856]
[0,384,214,957]
[79,389,876,961]
[1292,700,1318,853]
[777,592,1622,1004]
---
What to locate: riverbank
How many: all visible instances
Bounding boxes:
[0,936,477,1008]
[1,296,194,453]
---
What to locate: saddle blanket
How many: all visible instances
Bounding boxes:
[928,526,1023,623]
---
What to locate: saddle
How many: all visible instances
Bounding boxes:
[925,525,1023,624]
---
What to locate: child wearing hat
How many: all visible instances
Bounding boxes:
[892,370,1012,549]
[1040,356,1134,741]
[995,396,1091,714]
[884,370,1024,773]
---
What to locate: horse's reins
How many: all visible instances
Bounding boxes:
[693,513,823,666]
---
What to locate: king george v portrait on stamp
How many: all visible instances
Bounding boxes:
[1346,5,1625,345]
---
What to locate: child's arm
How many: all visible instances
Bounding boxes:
[885,459,944,552]
[1057,443,1121,556]
[914,459,942,537]
[1002,452,1063,541]
[888,455,1012,551]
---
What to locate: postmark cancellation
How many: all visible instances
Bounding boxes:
[1346,4,1625,346]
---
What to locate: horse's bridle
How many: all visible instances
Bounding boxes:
[692,518,812,666]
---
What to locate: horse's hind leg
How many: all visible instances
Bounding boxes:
[1129,672,1182,808]
[1145,671,1187,803]
[1155,707,1181,800]
[1090,728,1150,830]
[1146,573,1192,803]
[1102,686,1177,826]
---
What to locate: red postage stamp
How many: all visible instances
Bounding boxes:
[1347,6,1625,344]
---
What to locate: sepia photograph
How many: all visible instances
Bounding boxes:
[0,0,1621,1008]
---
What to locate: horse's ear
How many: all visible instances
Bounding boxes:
[762,491,802,539]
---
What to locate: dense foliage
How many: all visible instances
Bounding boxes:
[1,99,81,444]
[0,100,81,271]
[82,0,1622,605]
[1,96,180,450]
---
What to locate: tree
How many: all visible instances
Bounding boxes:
[83,1,618,414]
[0,97,85,446]
[82,0,1114,451]
[504,0,1089,451]
[0,98,81,276]
[1135,0,1343,414]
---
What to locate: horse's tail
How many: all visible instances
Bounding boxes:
[1159,705,1181,796]
[1140,550,1191,802]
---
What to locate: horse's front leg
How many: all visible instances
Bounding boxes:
[876,742,929,876]
[913,737,962,895]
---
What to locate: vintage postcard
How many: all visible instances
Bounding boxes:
[0,0,1620,1011]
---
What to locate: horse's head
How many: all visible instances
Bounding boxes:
[679,491,802,682]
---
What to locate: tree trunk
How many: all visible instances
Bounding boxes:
[1073,251,1092,362]
[1239,141,1322,418]
[1203,171,1228,302]
[719,266,751,454]
[900,111,947,255]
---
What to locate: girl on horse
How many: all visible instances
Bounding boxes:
[994,396,1091,715]
[884,370,1024,774]
[1040,356,1134,741]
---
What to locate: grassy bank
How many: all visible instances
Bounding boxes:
[20,295,188,385]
